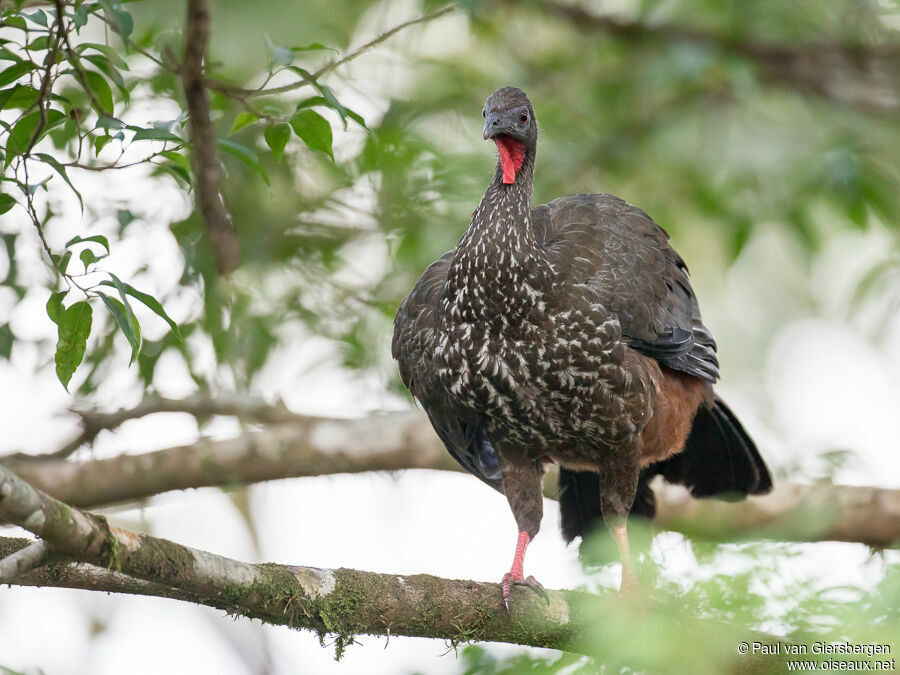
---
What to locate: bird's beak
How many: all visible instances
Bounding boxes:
[483,112,504,140]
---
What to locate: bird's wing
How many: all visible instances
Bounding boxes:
[532,193,719,382]
[392,253,503,491]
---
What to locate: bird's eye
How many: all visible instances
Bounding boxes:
[519,112,528,123]
[482,110,486,118]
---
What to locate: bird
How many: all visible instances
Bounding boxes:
[392,86,772,607]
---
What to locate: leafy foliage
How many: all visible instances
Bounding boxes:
[0,0,898,669]
[455,534,899,674]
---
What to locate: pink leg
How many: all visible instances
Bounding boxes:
[614,525,640,592]
[501,531,548,611]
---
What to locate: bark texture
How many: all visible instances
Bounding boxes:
[0,470,608,657]
[0,530,780,668]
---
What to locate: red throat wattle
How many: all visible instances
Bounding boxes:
[495,137,525,184]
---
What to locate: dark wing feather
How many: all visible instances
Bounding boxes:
[392,253,503,492]
[532,193,719,382]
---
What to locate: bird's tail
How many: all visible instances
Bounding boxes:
[558,397,772,542]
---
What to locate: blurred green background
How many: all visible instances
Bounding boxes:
[1,0,898,672]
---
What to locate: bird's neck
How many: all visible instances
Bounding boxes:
[446,150,548,319]
[456,150,537,266]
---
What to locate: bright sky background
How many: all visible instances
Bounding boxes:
[1,1,899,673]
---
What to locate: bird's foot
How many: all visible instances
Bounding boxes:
[502,573,550,612]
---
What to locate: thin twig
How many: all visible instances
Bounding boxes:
[5,394,298,462]
[23,4,64,149]
[59,148,182,172]
[206,5,455,99]
[57,0,110,116]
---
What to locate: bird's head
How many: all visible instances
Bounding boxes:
[482,86,536,185]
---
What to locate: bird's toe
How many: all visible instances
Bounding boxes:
[519,575,550,605]
[501,572,517,613]
[502,573,549,610]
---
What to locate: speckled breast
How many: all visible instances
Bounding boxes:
[435,281,647,451]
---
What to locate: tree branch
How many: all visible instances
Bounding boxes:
[531,0,900,115]
[0,513,781,671]
[0,539,47,582]
[0,469,603,657]
[3,412,459,507]
[3,408,898,547]
[5,394,302,462]
[182,0,241,275]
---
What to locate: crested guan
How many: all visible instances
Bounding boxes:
[392,86,772,604]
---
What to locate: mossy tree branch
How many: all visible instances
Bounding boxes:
[0,469,615,659]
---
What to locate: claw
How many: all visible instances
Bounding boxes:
[501,572,515,613]
[521,575,550,605]
[501,572,549,612]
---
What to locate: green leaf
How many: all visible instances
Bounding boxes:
[0,85,41,110]
[0,61,36,88]
[130,126,182,142]
[58,250,72,273]
[93,134,114,155]
[229,111,258,135]
[65,234,110,254]
[288,70,349,129]
[289,110,333,161]
[6,112,38,165]
[0,194,15,215]
[154,162,192,187]
[99,279,182,340]
[83,70,114,114]
[108,274,142,357]
[74,4,90,30]
[216,138,270,185]
[54,301,93,390]
[265,36,294,66]
[23,10,48,27]
[0,47,23,63]
[99,0,134,38]
[291,43,336,53]
[77,43,129,70]
[297,96,367,129]
[159,150,190,171]
[48,117,80,150]
[96,115,125,129]
[79,248,104,270]
[46,290,67,326]
[84,54,127,92]
[117,209,136,229]
[99,282,141,363]
[26,36,50,51]
[5,109,64,166]
[35,153,83,211]
[151,117,184,133]
[2,16,26,31]
[264,123,291,162]
[0,323,13,359]
[27,175,52,194]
